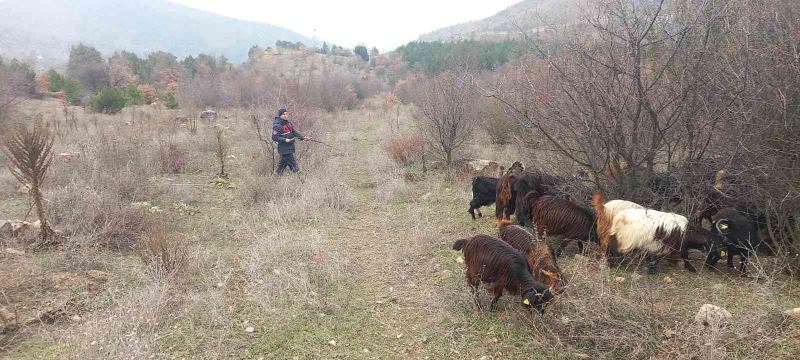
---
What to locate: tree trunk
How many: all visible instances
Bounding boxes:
[31,186,56,246]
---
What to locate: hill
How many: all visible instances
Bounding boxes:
[0,0,311,68]
[418,0,577,42]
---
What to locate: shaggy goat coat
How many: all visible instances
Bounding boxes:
[452,235,553,313]
[592,193,645,254]
[517,191,598,254]
[609,208,689,255]
[593,193,716,273]
[498,224,566,293]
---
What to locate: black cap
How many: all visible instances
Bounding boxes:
[277,108,288,117]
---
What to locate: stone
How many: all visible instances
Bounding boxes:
[17,184,31,194]
[0,307,16,324]
[0,220,11,238]
[783,308,800,318]
[614,276,626,283]
[244,326,255,333]
[4,248,25,256]
[328,340,337,346]
[460,159,501,177]
[663,276,673,283]
[10,220,33,236]
[694,304,732,328]
[57,152,79,162]
[200,110,218,120]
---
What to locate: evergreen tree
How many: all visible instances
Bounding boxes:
[354,45,369,61]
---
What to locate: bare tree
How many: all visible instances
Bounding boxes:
[212,124,229,178]
[411,72,477,168]
[708,0,800,263]
[480,0,729,198]
[0,61,32,122]
[2,118,57,247]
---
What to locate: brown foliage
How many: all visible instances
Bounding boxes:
[385,137,421,166]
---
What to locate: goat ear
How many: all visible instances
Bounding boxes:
[541,269,557,277]
[715,219,731,234]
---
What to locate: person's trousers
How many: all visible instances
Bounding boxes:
[277,153,299,175]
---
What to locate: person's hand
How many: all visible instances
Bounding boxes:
[302,136,312,141]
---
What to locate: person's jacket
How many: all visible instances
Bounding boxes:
[271,117,304,155]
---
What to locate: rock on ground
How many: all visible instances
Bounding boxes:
[694,304,732,328]
[784,308,800,318]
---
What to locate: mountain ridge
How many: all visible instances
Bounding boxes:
[0,0,312,67]
[417,0,575,43]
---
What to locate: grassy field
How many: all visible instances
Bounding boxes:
[1,98,799,359]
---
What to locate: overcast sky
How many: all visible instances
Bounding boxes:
[170,0,520,50]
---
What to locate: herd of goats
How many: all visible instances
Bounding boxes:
[454,162,759,314]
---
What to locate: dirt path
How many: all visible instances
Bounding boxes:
[287,114,471,358]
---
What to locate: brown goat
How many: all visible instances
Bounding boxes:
[498,224,566,293]
[495,162,524,224]
[452,235,554,313]
[515,191,598,256]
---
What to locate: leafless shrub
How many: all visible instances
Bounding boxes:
[137,226,189,276]
[479,0,729,197]
[211,124,228,178]
[158,141,186,174]
[409,72,477,168]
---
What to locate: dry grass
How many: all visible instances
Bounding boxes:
[0,98,798,359]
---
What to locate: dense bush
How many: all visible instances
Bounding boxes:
[46,69,83,105]
[91,86,128,114]
[161,92,178,109]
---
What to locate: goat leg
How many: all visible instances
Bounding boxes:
[646,255,660,274]
[470,280,482,310]
[739,253,749,276]
[681,249,697,272]
[490,290,503,312]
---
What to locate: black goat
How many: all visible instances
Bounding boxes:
[469,176,499,220]
[707,207,760,275]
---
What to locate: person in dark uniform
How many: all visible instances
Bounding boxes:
[271,108,311,175]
